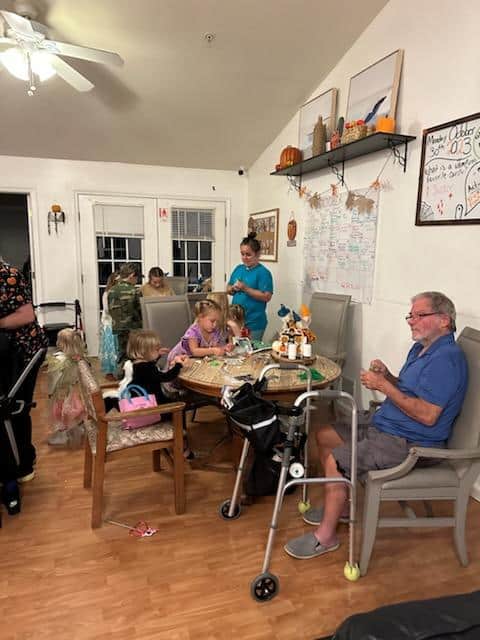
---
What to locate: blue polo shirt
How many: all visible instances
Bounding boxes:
[228,263,273,332]
[373,333,468,446]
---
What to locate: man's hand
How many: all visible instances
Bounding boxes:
[360,369,387,392]
[369,359,388,375]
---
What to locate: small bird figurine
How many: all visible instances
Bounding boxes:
[278,304,290,318]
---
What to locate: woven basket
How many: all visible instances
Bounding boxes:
[341,124,367,145]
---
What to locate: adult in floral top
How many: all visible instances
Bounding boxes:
[0,260,48,486]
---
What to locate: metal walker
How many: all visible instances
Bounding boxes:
[219,362,360,601]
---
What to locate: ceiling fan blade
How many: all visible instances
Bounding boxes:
[0,10,36,36]
[48,55,94,92]
[43,40,123,67]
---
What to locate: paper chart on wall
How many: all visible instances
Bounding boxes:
[302,189,379,304]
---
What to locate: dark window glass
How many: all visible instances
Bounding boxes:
[173,241,185,260]
[98,262,112,286]
[97,236,111,259]
[187,241,198,260]
[128,238,141,259]
[173,262,185,276]
[113,238,126,259]
[200,262,212,279]
[187,262,198,283]
[114,261,124,273]
[99,287,105,310]
[199,242,211,260]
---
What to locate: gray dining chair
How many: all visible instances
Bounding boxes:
[164,276,188,295]
[141,295,191,360]
[359,326,480,575]
[308,292,351,368]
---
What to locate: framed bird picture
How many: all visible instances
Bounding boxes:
[346,50,403,127]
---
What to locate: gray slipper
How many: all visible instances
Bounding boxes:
[284,532,339,560]
[303,505,349,526]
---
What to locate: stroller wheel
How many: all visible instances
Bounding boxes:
[218,499,241,520]
[251,572,279,602]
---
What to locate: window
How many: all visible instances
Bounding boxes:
[171,208,214,291]
[96,236,143,309]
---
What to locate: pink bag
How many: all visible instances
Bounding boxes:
[119,385,161,430]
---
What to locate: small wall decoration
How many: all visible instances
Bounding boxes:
[298,88,337,160]
[416,112,480,225]
[247,208,279,261]
[287,211,297,247]
[346,50,403,129]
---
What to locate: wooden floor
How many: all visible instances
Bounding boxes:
[2,368,480,640]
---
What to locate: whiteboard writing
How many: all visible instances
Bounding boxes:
[416,112,480,224]
[303,189,379,304]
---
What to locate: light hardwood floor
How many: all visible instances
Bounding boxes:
[2,369,480,640]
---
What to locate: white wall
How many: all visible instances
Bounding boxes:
[247,0,480,494]
[0,155,247,317]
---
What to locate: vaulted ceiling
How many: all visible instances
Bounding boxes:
[0,0,388,170]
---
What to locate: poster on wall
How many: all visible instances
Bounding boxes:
[303,189,379,304]
[415,112,480,225]
[247,209,279,261]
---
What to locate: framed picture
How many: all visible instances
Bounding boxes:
[415,112,480,225]
[346,49,403,127]
[247,209,279,262]
[298,88,337,159]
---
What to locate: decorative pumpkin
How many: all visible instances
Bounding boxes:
[287,216,297,241]
[279,145,302,168]
[376,116,396,133]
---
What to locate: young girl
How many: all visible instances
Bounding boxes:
[126,329,187,404]
[99,271,119,376]
[226,303,249,339]
[140,267,174,298]
[206,292,229,332]
[168,300,231,364]
[47,328,90,447]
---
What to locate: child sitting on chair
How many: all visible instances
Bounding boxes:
[168,299,233,364]
[226,303,250,340]
[47,328,90,448]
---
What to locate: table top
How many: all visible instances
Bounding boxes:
[177,352,341,398]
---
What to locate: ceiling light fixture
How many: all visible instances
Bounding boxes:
[0,47,55,86]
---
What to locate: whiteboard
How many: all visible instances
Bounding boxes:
[303,189,379,304]
[415,112,480,225]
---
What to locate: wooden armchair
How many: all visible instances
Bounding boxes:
[79,362,186,528]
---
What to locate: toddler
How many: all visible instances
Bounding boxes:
[226,303,249,339]
[168,299,231,364]
[47,328,90,447]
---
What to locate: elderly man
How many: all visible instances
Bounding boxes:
[285,291,468,560]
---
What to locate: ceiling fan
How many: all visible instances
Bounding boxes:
[0,1,123,95]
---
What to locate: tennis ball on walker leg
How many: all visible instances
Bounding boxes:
[298,500,311,514]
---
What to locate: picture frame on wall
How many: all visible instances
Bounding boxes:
[247,209,279,262]
[415,112,480,225]
[298,89,337,159]
[346,49,403,127]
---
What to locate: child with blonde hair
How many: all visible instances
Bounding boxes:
[206,291,229,332]
[226,303,249,339]
[47,328,91,447]
[168,300,232,364]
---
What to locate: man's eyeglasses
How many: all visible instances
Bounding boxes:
[405,312,440,321]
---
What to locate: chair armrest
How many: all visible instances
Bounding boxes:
[99,402,186,421]
[410,446,480,461]
[100,382,120,390]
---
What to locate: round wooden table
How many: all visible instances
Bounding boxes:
[178,352,341,399]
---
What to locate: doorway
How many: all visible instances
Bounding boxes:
[0,193,32,290]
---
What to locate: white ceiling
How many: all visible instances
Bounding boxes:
[0,0,388,170]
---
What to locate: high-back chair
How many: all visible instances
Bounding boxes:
[359,326,480,575]
[79,361,186,528]
[186,292,208,319]
[141,296,192,365]
[308,292,351,367]
[164,276,188,295]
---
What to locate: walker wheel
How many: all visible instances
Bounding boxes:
[343,561,361,582]
[251,572,279,602]
[218,499,241,520]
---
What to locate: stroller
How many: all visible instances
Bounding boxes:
[0,348,45,525]
[219,362,360,602]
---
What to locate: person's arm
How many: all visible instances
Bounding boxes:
[226,283,237,296]
[0,303,35,329]
[360,370,442,426]
[155,361,183,383]
[369,358,399,386]
[234,280,272,302]
[187,337,226,357]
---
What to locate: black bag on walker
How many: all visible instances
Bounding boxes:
[224,381,283,455]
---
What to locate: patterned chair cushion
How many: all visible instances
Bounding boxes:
[85,412,174,454]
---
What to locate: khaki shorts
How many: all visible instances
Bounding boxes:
[333,411,416,482]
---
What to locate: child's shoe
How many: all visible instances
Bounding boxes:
[47,430,69,446]
[1,480,21,515]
